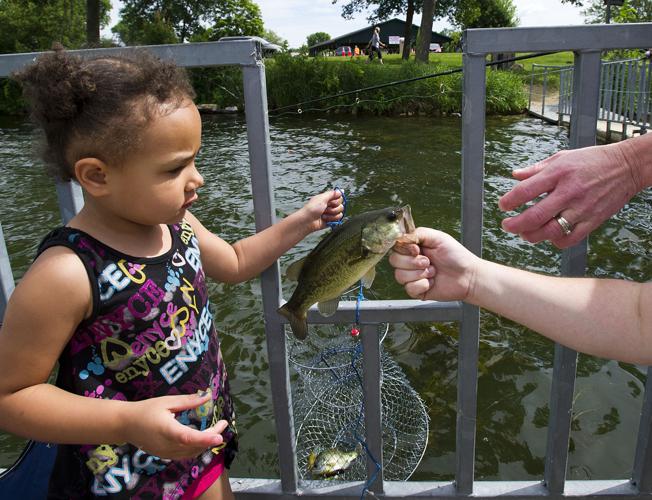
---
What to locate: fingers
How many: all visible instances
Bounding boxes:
[520,218,590,249]
[166,392,212,413]
[175,423,225,449]
[498,165,557,212]
[501,187,569,235]
[405,278,435,299]
[390,250,435,300]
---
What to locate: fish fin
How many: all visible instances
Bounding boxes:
[361,267,376,289]
[307,452,317,471]
[277,304,308,340]
[285,257,307,282]
[317,297,340,317]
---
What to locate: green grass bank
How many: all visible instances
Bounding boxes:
[2,51,575,116]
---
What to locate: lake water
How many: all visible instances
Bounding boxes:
[0,112,650,482]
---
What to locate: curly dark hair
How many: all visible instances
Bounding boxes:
[14,46,196,181]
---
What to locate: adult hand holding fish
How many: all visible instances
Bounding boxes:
[279,206,416,340]
[390,228,652,365]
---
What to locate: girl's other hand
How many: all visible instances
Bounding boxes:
[123,392,229,460]
[389,227,479,302]
[302,190,344,232]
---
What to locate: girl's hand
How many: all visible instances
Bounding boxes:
[389,227,480,302]
[301,190,345,232]
[123,392,229,460]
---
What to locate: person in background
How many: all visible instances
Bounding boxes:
[390,132,652,364]
[0,47,343,499]
[368,26,386,64]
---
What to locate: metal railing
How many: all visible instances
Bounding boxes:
[0,23,651,499]
[530,56,652,138]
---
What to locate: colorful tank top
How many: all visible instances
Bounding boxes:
[37,220,237,499]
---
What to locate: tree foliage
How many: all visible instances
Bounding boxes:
[195,0,264,42]
[450,0,519,28]
[0,0,111,53]
[113,0,263,45]
[333,0,421,22]
[580,0,652,23]
[306,32,331,47]
[263,29,289,51]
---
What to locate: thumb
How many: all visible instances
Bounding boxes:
[206,419,230,435]
[167,392,212,413]
[414,227,450,250]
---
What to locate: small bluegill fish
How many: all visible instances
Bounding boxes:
[307,445,361,478]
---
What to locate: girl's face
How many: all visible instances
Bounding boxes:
[106,100,205,226]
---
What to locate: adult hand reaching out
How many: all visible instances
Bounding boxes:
[499,133,652,248]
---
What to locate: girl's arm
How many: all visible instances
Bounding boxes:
[0,247,227,459]
[390,228,652,365]
[187,190,343,284]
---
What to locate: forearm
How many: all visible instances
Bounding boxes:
[469,260,652,364]
[619,132,652,190]
[226,209,314,283]
[0,383,131,444]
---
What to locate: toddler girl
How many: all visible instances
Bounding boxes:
[0,47,343,499]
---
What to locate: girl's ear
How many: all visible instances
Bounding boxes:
[74,157,111,197]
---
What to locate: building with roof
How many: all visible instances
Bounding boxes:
[308,18,452,56]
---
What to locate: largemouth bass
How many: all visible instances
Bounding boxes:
[307,445,360,478]
[278,206,416,340]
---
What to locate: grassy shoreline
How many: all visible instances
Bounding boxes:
[2,52,574,117]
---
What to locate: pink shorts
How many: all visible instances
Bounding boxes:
[182,453,226,499]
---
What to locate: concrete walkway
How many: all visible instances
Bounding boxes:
[528,96,648,143]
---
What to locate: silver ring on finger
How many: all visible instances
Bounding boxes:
[554,214,574,236]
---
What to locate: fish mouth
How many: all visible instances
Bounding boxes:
[399,205,415,234]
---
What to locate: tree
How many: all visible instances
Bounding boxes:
[579,0,652,23]
[263,29,289,52]
[0,0,111,53]
[87,0,100,46]
[450,0,519,28]
[306,32,331,48]
[415,0,436,62]
[198,0,264,42]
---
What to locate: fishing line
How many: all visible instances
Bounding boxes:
[269,50,560,116]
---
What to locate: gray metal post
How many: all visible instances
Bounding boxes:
[456,48,486,496]
[242,59,298,493]
[632,367,652,493]
[0,225,15,323]
[544,49,601,495]
[56,181,84,224]
[361,324,384,493]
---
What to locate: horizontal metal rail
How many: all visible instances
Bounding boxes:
[231,479,641,499]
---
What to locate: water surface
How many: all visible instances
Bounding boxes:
[0,113,649,482]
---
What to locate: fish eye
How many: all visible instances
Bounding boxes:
[387,212,397,221]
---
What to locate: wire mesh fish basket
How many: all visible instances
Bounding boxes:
[286,303,429,483]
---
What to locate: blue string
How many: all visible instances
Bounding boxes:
[326,187,347,229]
[354,281,365,326]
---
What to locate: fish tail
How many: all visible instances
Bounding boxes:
[278,304,308,340]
